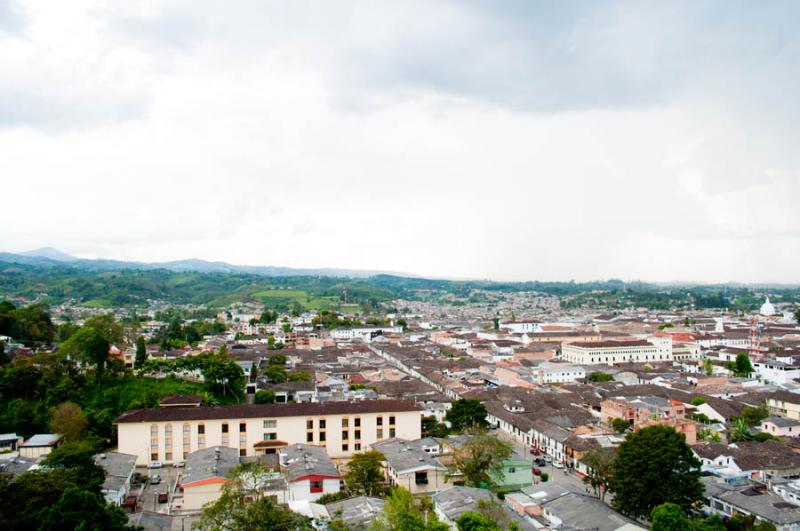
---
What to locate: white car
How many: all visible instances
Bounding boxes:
[148,461,163,469]
[553,461,564,469]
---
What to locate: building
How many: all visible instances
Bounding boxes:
[19,434,63,459]
[281,443,341,501]
[115,399,422,465]
[0,433,21,453]
[372,438,450,494]
[176,446,239,512]
[753,359,800,385]
[94,452,137,505]
[761,417,800,438]
[600,396,695,444]
[561,336,673,366]
[768,392,800,421]
[325,496,385,530]
[702,477,800,530]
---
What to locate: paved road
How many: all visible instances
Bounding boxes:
[139,465,179,514]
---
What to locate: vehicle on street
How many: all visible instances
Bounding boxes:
[150,475,161,485]
[148,461,163,469]
[157,491,168,504]
[533,468,542,476]
[534,458,546,466]
[553,461,564,469]
[173,461,185,468]
[544,455,552,463]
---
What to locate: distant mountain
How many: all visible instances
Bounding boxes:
[19,247,77,262]
[0,249,409,279]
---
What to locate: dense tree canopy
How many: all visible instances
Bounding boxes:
[450,432,512,488]
[446,399,489,432]
[344,450,385,496]
[609,425,703,519]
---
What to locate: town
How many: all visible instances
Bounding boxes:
[3,260,800,531]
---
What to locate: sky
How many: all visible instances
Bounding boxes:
[2,0,799,283]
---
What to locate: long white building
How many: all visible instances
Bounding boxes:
[561,336,673,366]
[115,399,422,466]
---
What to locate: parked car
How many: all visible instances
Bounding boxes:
[544,455,552,463]
[533,467,542,476]
[534,458,546,467]
[173,460,185,468]
[150,475,161,485]
[157,491,168,504]
[148,461,163,469]
[553,461,564,469]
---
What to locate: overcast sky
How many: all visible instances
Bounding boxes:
[2,1,799,283]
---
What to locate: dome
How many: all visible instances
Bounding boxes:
[760,297,776,317]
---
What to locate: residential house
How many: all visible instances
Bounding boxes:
[762,416,800,438]
[281,443,341,502]
[325,496,385,530]
[19,434,63,459]
[175,446,239,512]
[94,452,137,506]
[372,438,450,494]
[432,486,532,530]
[702,477,800,531]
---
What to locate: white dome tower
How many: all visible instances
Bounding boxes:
[760,297,776,317]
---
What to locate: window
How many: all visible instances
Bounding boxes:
[310,480,323,493]
[222,435,229,446]
[198,424,205,435]
[240,423,247,433]
[508,467,516,473]
[307,432,313,442]
[183,424,191,448]
[377,417,383,426]
[377,429,383,439]
[342,418,349,428]
[320,432,326,442]
[389,416,395,425]
[342,430,349,440]
[151,452,158,461]
[355,418,361,427]
[240,434,246,444]
[389,428,396,438]
[240,449,246,457]
[198,436,205,449]
[355,430,361,440]
[263,420,277,429]
[222,423,229,433]
[354,443,361,451]
[342,444,349,452]
[307,420,314,430]
[415,471,428,485]
[264,433,277,440]
[319,419,326,429]
[165,452,172,461]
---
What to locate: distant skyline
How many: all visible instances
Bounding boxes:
[2,1,799,283]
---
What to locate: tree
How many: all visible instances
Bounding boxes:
[201,352,245,399]
[456,511,502,531]
[650,503,690,531]
[195,463,311,531]
[49,401,88,442]
[587,371,613,382]
[446,399,488,432]
[38,486,133,531]
[474,498,509,529]
[60,326,110,380]
[691,396,706,406]
[729,417,753,442]
[739,404,769,427]
[254,390,277,404]
[265,365,287,383]
[734,353,753,377]
[134,336,147,369]
[370,487,448,531]
[288,370,311,382]
[609,425,703,519]
[422,416,449,438]
[0,341,9,365]
[703,359,714,376]
[42,440,106,493]
[450,432,512,488]
[344,450,385,496]
[581,448,615,501]
[610,417,630,433]
[268,353,287,366]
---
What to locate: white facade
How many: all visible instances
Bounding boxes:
[500,322,542,334]
[561,336,673,366]
[753,359,800,385]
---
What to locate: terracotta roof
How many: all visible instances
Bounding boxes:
[115,399,422,424]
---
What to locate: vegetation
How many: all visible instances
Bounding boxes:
[446,399,489,432]
[254,389,277,404]
[587,371,614,382]
[344,450,386,496]
[581,448,615,501]
[610,417,630,433]
[609,425,703,519]
[369,487,448,531]
[450,432,513,488]
[0,301,56,346]
[195,462,311,530]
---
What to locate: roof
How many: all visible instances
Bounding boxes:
[372,438,446,474]
[326,496,385,529]
[281,444,339,482]
[159,395,203,406]
[180,446,239,487]
[94,452,137,493]
[702,477,800,525]
[20,434,62,447]
[115,399,422,424]
[763,416,800,428]
[542,492,646,531]
[432,486,495,521]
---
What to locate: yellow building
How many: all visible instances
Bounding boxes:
[115,399,422,466]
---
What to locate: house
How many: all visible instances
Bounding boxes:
[761,416,800,438]
[176,446,239,512]
[372,438,450,494]
[432,486,532,530]
[694,441,800,481]
[768,392,800,421]
[0,433,22,453]
[702,477,800,530]
[754,359,800,385]
[600,396,696,445]
[94,452,137,505]
[19,434,63,459]
[281,443,341,501]
[115,399,422,465]
[325,496,385,530]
